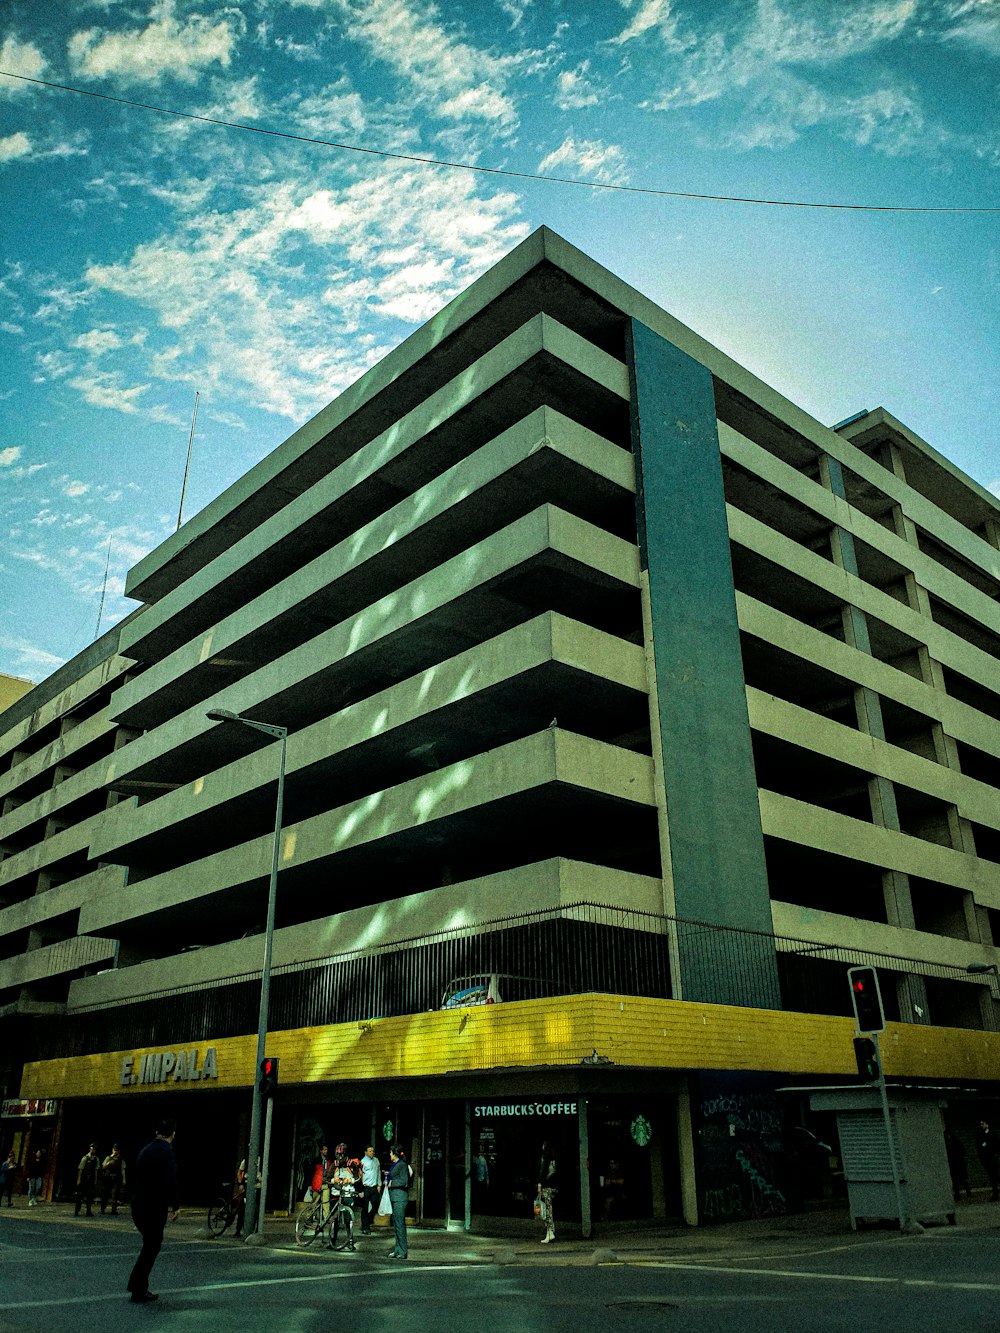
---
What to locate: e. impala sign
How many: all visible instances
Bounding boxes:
[119,1048,219,1087]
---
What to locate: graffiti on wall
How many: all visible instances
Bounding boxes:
[696,1078,787,1223]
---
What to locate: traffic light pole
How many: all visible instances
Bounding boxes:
[871,1031,911,1234]
[848,966,921,1235]
[259,1094,275,1223]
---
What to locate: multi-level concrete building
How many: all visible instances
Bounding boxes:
[3,229,999,1227]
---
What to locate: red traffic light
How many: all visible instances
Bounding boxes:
[848,966,885,1033]
[259,1056,279,1097]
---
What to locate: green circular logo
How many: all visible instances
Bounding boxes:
[631,1114,652,1147]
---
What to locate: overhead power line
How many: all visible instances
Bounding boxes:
[1,69,997,214]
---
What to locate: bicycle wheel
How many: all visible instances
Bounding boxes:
[330,1206,354,1251]
[207,1198,233,1237]
[295,1198,326,1246]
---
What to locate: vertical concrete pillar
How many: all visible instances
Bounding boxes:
[578,1099,591,1240]
[822,453,929,1019]
[464,1101,471,1232]
[627,319,780,1010]
[677,1078,699,1227]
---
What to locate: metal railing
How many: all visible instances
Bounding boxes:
[35,901,998,1060]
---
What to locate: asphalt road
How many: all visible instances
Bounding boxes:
[3,1211,1000,1333]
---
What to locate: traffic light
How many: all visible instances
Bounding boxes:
[848,966,885,1033]
[259,1056,279,1099]
[853,1035,879,1081]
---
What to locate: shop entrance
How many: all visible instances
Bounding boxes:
[587,1096,681,1224]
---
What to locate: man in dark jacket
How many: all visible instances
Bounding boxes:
[126,1119,180,1304]
[385,1145,409,1259]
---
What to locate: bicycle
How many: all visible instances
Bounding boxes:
[295,1188,335,1246]
[329,1184,357,1252]
[207,1182,245,1238]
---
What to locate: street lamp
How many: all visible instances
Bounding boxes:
[205,706,287,1238]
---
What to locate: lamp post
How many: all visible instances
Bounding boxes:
[205,706,287,1238]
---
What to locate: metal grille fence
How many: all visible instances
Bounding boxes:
[33,901,999,1060]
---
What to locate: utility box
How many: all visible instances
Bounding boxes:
[805,1087,954,1229]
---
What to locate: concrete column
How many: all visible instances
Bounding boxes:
[464,1101,471,1232]
[823,454,929,1020]
[627,320,779,1010]
[677,1078,699,1227]
[578,1099,591,1240]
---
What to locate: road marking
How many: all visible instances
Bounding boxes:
[0,1263,469,1310]
[634,1260,1000,1293]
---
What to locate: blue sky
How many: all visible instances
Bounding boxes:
[1,0,997,682]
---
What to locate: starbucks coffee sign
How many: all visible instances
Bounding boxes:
[120,1048,219,1087]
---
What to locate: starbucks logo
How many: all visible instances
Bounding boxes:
[631,1114,652,1147]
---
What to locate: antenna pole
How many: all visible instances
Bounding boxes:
[94,537,112,640]
[177,390,200,530]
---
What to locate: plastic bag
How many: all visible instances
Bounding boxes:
[378,1185,392,1217]
[304,1188,314,1203]
[534,1195,545,1221]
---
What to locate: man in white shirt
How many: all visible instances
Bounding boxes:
[359,1144,382,1236]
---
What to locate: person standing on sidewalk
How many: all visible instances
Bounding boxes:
[0,1151,18,1207]
[386,1145,409,1259]
[126,1119,180,1305]
[359,1144,381,1236]
[100,1144,126,1215]
[26,1149,44,1206]
[537,1140,558,1244]
[75,1144,100,1217]
[976,1120,1000,1201]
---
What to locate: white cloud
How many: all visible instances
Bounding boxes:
[33,349,74,381]
[937,0,1000,55]
[0,35,47,92]
[611,0,956,162]
[0,460,47,481]
[73,328,124,355]
[628,0,918,112]
[608,0,689,49]
[714,74,942,157]
[500,0,531,28]
[62,480,90,498]
[324,0,533,131]
[0,447,21,466]
[68,370,152,415]
[538,136,630,185]
[290,80,371,140]
[82,160,529,420]
[0,634,64,674]
[0,131,31,163]
[33,286,90,322]
[68,0,243,86]
[554,60,603,111]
